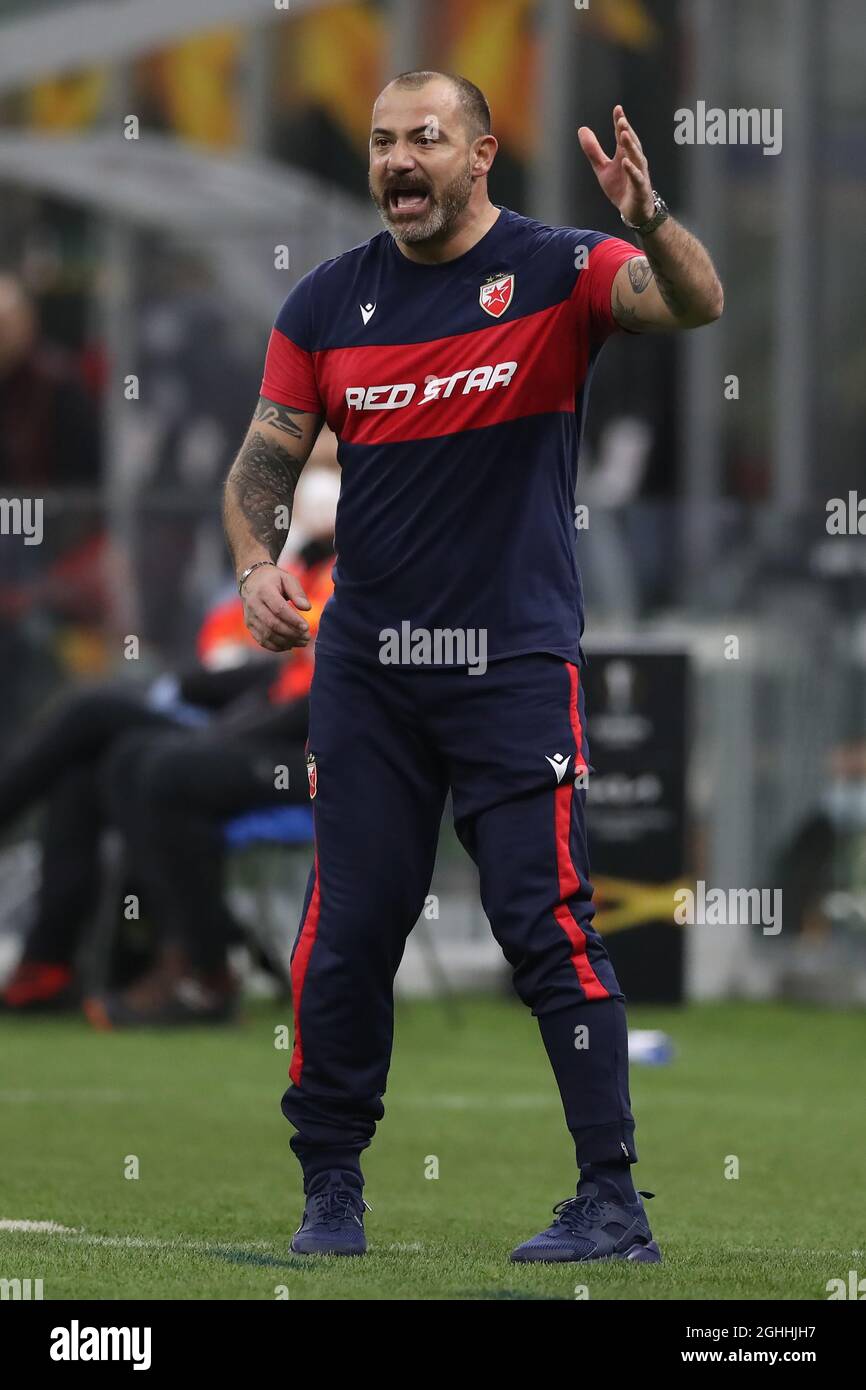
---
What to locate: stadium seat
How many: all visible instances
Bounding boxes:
[223,806,316,994]
[85,807,454,1012]
[84,809,316,1001]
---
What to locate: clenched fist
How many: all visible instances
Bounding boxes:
[241,564,312,652]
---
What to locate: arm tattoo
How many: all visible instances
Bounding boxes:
[613,285,639,326]
[620,250,688,322]
[227,430,304,559]
[253,395,304,439]
[627,256,653,293]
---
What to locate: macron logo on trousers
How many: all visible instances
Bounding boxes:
[50,1321,152,1371]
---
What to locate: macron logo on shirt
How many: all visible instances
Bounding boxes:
[345,361,518,412]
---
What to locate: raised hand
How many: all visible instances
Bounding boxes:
[578,104,655,227]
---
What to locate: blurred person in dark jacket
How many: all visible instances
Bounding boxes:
[0,275,100,490]
[0,274,107,727]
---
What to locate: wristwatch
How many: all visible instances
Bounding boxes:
[621,190,669,237]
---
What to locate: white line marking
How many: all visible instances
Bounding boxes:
[0,1219,80,1233]
[3,1223,856,1263]
[0,1221,270,1253]
[65,1234,271,1252]
[726,1246,864,1257]
[0,1089,131,1104]
[0,1221,427,1258]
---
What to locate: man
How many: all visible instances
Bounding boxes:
[223,71,722,1263]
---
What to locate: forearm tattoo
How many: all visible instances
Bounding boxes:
[226,430,304,559]
[253,396,304,439]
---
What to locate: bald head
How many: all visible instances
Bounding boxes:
[379,71,491,143]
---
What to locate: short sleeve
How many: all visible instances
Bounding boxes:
[260,269,324,413]
[570,231,639,346]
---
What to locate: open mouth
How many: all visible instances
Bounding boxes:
[387,185,431,215]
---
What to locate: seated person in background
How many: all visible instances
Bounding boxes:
[0,464,338,1024]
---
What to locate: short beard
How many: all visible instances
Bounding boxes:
[370,158,474,245]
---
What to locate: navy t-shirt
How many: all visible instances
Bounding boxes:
[260,205,636,666]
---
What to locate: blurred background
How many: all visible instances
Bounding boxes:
[0,0,864,1012]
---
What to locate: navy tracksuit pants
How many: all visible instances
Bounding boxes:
[281,651,636,1188]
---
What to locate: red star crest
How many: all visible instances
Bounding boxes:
[479,272,515,319]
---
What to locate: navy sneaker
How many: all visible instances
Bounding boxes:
[510,1182,661,1263]
[291,1172,369,1256]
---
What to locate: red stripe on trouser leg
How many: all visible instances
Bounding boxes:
[551,663,608,1000]
[553,784,608,999]
[289,857,321,1086]
[566,662,589,777]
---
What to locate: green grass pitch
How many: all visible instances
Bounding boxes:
[0,998,861,1300]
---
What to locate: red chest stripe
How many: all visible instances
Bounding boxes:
[313,299,588,445]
